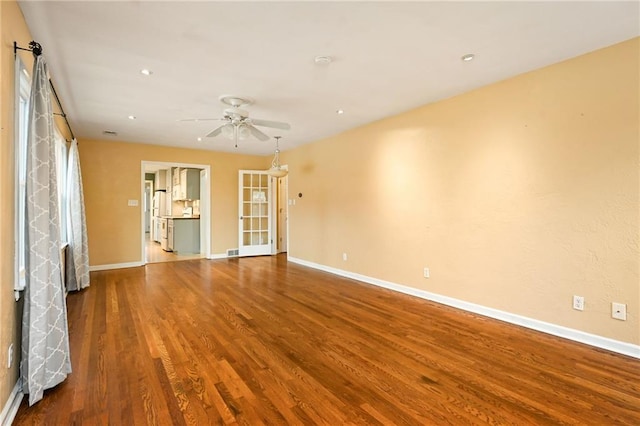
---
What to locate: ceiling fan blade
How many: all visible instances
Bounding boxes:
[250,118,291,130]
[177,118,222,122]
[249,125,270,141]
[206,125,224,138]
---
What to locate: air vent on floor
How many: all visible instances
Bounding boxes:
[226,249,239,257]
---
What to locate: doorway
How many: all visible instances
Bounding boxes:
[238,170,272,257]
[275,174,288,253]
[141,161,211,264]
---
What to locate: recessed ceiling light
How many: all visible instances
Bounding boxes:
[197,137,202,142]
[314,55,333,65]
[140,69,153,76]
[336,109,344,115]
[461,54,475,62]
[128,115,136,120]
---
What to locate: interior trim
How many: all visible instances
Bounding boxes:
[288,256,640,360]
[89,261,144,272]
[208,253,228,260]
[0,380,23,426]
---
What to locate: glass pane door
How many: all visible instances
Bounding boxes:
[238,170,272,256]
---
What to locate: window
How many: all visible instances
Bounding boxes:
[15,56,31,296]
[55,129,68,244]
[14,57,68,298]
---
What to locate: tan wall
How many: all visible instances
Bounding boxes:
[0,2,637,414]
[283,38,639,345]
[78,139,268,265]
[0,0,36,410]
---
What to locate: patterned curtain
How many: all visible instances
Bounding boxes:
[21,54,72,406]
[65,139,90,291]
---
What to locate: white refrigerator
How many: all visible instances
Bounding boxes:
[152,190,167,242]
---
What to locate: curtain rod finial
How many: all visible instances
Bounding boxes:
[29,41,42,56]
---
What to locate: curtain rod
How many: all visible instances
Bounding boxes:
[14,40,76,141]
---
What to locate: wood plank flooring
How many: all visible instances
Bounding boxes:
[13,255,640,425]
[145,233,203,264]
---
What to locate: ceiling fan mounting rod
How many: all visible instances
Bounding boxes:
[220,95,254,108]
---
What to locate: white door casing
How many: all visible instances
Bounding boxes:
[141,161,211,264]
[278,175,288,253]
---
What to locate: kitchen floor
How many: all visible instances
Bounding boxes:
[145,233,204,263]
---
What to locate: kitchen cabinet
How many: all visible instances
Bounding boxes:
[167,219,174,251]
[172,181,181,201]
[165,169,172,192]
[172,167,181,185]
[180,169,201,200]
[154,169,168,190]
[160,218,169,251]
[168,218,200,253]
[173,168,201,201]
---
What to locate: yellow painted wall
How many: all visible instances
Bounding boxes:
[283,38,639,345]
[78,139,268,265]
[1,0,637,413]
[0,0,35,410]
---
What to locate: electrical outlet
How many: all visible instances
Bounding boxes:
[342,253,347,261]
[7,343,13,368]
[573,295,584,311]
[423,268,430,278]
[612,302,627,321]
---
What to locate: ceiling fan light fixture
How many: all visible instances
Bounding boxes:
[221,123,235,138]
[237,123,251,140]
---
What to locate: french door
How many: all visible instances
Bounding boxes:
[238,170,272,256]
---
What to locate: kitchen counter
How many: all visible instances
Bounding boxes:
[167,217,200,254]
[162,216,200,220]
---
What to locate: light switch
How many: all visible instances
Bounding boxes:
[128,199,139,206]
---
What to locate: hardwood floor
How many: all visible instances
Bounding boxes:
[13,255,640,425]
[145,233,203,264]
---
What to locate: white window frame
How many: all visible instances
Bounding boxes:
[54,128,68,244]
[15,56,31,299]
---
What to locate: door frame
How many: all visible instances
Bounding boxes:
[144,180,153,233]
[270,171,289,254]
[140,161,211,263]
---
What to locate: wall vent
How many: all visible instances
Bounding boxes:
[226,249,239,257]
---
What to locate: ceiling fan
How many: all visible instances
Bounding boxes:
[181,95,290,147]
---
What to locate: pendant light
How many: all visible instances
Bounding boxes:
[267,136,287,178]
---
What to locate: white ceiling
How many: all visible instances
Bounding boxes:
[18,1,640,156]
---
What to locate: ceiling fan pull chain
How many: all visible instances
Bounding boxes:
[235,125,238,148]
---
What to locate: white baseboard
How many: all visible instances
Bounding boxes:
[208,253,228,260]
[89,261,144,272]
[1,381,23,426]
[288,256,640,359]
